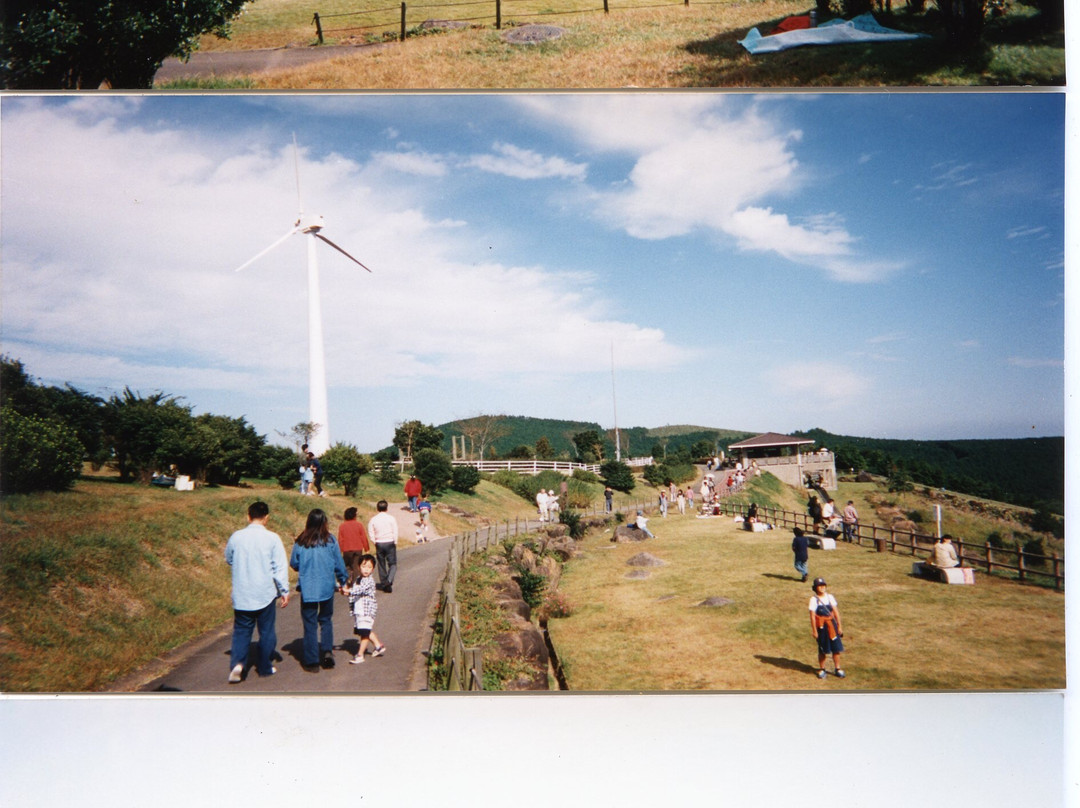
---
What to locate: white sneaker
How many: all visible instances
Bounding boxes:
[349,655,364,665]
[372,645,386,657]
[228,663,243,683]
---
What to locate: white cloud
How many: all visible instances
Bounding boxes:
[0,98,688,416]
[520,95,897,282]
[369,149,448,177]
[466,142,587,181]
[1006,225,1047,240]
[915,161,979,192]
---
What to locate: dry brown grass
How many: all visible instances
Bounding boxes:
[548,511,1065,690]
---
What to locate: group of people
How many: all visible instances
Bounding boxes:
[223,499,402,683]
[297,444,325,497]
[403,475,433,541]
[536,487,564,522]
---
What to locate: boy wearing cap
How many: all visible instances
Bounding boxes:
[809,578,845,680]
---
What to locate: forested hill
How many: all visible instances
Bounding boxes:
[436,417,752,460]
[794,428,1065,513]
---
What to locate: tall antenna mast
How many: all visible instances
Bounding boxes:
[611,340,621,462]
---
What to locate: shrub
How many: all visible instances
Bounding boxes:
[515,568,547,609]
[261,445,300,489]
[600,459,635,493]
[376,460,401,485]
[571,468,599,484]
[490,469,522,492]
[986,531,1006,549]
[0,407,84,494]
[1021,535,1048,570]
[540,589,574,620]
[319,443,373,496]
[559,509,585,540]
[451,464,481,494]
[905,509,926,523]
[413,448,453,496]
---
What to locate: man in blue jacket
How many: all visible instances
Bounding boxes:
[224,501,290,683]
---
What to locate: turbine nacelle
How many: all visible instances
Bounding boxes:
[297,214,326,234]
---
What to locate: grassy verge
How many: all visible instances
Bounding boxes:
[547,505,1065,690]
[158,1,1064,88]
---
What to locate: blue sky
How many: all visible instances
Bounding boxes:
[0,93,1065,451]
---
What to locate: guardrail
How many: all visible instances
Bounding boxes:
[709,501,1064,591]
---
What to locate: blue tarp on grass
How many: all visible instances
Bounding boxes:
[739,13,929,54]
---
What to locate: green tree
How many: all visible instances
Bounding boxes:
[393,420,444,459]
[535,436,555,460]
[102,388,195,482]
[572,430,605,462]
[196,414,264,486]
[1,0,249,89]
[600,459,635,493]
[260,444,301,489]
[319,443,373,497]
[413,448,453,497]
[450,464,482,494]
[503,445,533,460]
[0,406,84,494]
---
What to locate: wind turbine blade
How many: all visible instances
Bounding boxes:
[314,233,373,272]
[234,225,302,272]
[293,133,304,218]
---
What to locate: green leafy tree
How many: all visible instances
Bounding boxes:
[393,420,444,459]
[320,443,373,497]
[600,459,635,493]
[535,436,555,460]
[450,464,482,494]
[102,388,196,482]
[0,406,84,493]
[572,430,605,462]
[196,414,265,485]
[260,444,302,489]
[503,445,533,460]
[1,0,249,89]
[413,448,453,497]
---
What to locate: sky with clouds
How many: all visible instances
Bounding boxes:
[0,93,1065,452]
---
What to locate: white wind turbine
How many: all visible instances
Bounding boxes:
[234,138,372,456]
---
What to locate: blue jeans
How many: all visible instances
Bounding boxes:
[231,598,278,675]
[843,523,857,542]
[376,542,397,587]
[300,597,335,665]
[408,496,418,512]
[794,559,808,578]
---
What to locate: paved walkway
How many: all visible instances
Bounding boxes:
[128,503,447,693]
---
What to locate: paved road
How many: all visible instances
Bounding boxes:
[154,43,381,83]
[129,503,448,693]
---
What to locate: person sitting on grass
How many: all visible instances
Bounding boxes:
[927,534,959,568]
[809,577,845,680]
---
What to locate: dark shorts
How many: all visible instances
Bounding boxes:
[353,628,372,639]
[816,629,844,656]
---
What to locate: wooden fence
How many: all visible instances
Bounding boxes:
[709,501,1065,591]
[429,495,656,690]
[313,0,733,43]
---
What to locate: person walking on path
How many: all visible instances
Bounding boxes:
[842,500,859,542]
[338,507,370,585]
[347,554,387,664]
[676,488,686,515]
[604,486,613,513]
[686,485,694,510]
[368,499,399,593]
[809,577,845,680]
[659,490,668,518]
[224,501,291,684]
[791,527,809,582]
[536,488,550,522]
[290,508,349,671]
[404,475,422,512]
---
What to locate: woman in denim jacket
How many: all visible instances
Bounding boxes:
[290,509,348,671]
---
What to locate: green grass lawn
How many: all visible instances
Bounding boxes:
[548,509,1065,690]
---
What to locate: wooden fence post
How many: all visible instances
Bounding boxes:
[496,0,502,29]
[1052,553,1061,591]
[985,542,994,575]
[400,2,406,41]
[1016,543,1026,583]
[313,13,324,45]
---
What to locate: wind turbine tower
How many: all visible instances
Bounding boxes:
[234,138,372,456]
